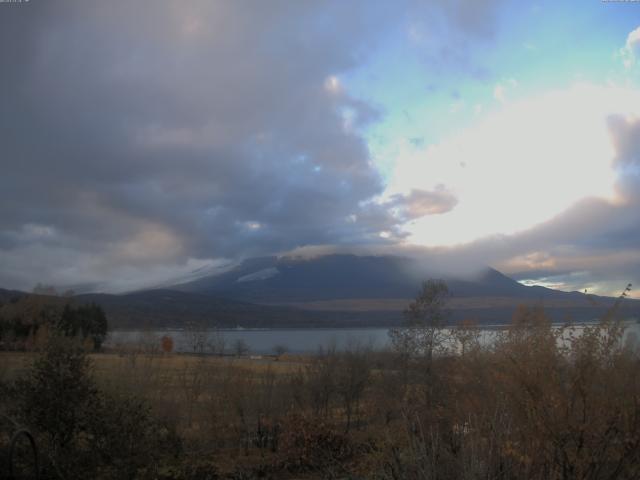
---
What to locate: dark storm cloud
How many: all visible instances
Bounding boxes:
[0,0,500,291]
[0,1,375,289]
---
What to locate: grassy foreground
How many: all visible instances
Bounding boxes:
[2,305,640,479]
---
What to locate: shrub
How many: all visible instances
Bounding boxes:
[11,335,181,479]
[277,414,352,474]
[161,335,175,353]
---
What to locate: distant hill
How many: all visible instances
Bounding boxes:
[0,288,24,303]
[74,289,397,329]
[2,254,637,328]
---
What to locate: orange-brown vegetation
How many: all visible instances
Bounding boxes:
[1,285,639,479]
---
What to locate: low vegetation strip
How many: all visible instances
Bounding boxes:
[0,282,639,479]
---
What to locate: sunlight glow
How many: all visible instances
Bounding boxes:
[324,75,341,94]
[384,84,640,246]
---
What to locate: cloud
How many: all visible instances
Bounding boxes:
[0,1,387,289]
[387,187,458,219]
[404,0,504,78]
[0,0,505,292]
[13,1,638,299]
[620,25,640,69]
[368,83,640,297]
[388,84,640,247]
[368,193,640,297]
[493,78,517,103]
[608,115,640,168]
[446,108,640,296]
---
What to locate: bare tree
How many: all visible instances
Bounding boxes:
[273,344,288,359]
[389,279,451,362]
[452,319,482,357]
[233,338,249,357]
[207,327,226,355]
[306,343,339,417]
[389,279,451,407]
[179,356,209,427]
[336,343,371,432]
[184,321,207,354]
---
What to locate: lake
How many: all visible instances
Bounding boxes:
[106,321,640,355]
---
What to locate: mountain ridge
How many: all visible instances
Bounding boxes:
[171,254,587,302]
[1,254,636,328]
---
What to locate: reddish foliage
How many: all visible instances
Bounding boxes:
[161,335,174,353]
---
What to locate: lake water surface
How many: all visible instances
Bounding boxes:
[106,321,640,355]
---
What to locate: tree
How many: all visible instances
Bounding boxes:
[207,328,226,355]
[336,344,371,432]
[13,335,99,477]
[57,303,108,351]
[13,335,180,478]
[452,318,481,357]
[306,344,339,417]
[273,344,288,359]
[233,338,249,357]
[32,283,58,296]
[389,279,450,362]
[389,279,450,406]
[184,321,206,354]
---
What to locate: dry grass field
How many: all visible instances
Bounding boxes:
[4,306,640,479]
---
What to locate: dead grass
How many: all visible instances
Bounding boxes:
[0,351,33,383]
[91,351,305,374]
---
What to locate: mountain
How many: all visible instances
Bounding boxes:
[2,255,637,328]
[172,254,575,302]
[161,254,636,325]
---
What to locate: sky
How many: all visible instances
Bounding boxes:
[1,0,639,296]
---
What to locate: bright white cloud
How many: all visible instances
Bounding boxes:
[620,25,640,69]
[324,75,342,94]
[385,83,640,246]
